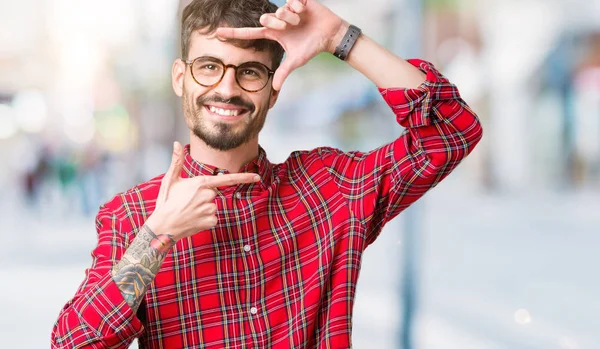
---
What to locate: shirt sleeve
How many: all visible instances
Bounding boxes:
[51,200,144,349]
[318,59,483,246]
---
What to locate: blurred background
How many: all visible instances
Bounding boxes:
[1,0,599,348]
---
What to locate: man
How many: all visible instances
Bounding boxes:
[52,0,482,347]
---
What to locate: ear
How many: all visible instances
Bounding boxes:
[268,87,280,109]
[172,59,186,97]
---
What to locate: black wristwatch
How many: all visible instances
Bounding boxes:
[333,24,362,61]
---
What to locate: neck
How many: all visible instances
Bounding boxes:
[188,131,259,173]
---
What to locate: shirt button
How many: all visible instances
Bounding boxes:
[250,307,258,315]
[243,244,251,252]
[235,192,242,199]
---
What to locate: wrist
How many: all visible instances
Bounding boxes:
[327,20,350,54]
[146,213,175,241]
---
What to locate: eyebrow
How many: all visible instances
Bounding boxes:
[195,55,223,62]
[192,55,272,69]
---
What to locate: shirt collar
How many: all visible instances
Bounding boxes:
[181,144,273,189]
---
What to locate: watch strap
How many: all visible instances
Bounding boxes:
[333,24,362,61]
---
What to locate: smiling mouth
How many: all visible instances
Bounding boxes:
[204,105,249,119]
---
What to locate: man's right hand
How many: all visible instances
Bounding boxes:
[146,141,260,241]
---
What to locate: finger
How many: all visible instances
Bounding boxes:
[198,202,218,215]
[287,0,306,14]
[272,59,299,91]
[204,215,218,229]
[158,141,184,204]
[197,188,217,202]
[166,141,184,180]
[260,13,287,31]
[197,173,260,188]
[215,26,271,40]
[276,6,300,26]
[194,215,218,232]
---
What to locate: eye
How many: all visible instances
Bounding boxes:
[201,64,218,71]
[241,68,259,76]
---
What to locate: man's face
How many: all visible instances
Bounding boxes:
[175,31,279,151]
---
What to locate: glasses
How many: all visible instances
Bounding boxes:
[184,56,275,93]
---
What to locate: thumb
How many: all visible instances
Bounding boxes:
[157,141,184,206]
[167,141,184,179]
[272,58,298,91]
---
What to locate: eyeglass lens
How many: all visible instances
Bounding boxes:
[191,57,270,92]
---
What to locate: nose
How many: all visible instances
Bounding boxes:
[212,66,242,97]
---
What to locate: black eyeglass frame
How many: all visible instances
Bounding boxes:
[184,56,275,93]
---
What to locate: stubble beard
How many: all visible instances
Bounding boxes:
[183,88,268,151]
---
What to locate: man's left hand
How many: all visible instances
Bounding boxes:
[215,0,348,91]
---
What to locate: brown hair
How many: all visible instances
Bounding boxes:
[181,0,285,70]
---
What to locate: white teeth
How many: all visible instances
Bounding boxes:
[208,106,239,116]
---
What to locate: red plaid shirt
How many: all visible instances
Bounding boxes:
[52,60,482,349]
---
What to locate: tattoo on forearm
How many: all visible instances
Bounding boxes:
[111,225,175,312]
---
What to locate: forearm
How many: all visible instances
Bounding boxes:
[321,55,482,243]
[111,225,175,312]
[329,22,426,89]
[52,209,145,348]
